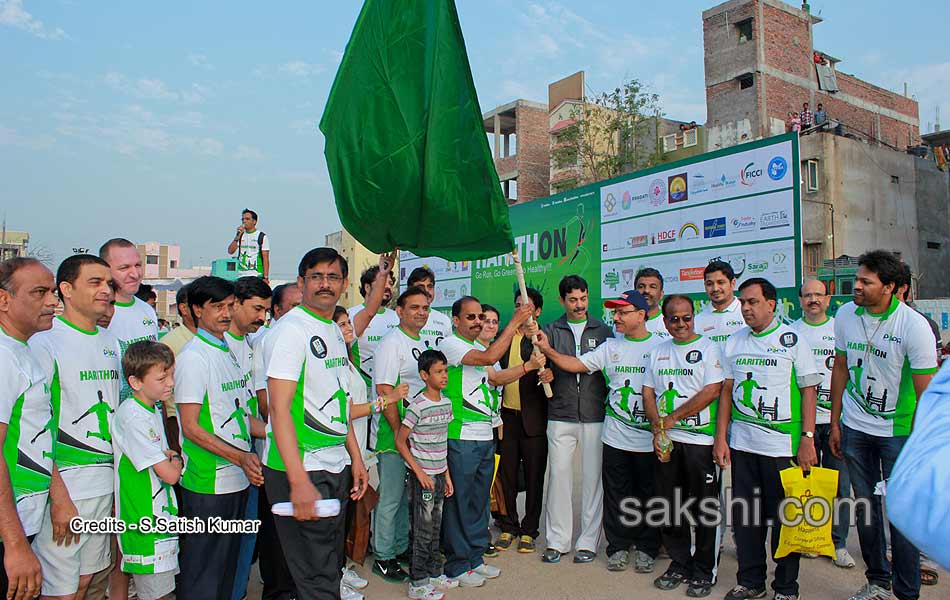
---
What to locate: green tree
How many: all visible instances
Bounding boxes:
[550,79,662,191]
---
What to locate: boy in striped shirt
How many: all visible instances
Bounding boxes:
[396,350,455,600]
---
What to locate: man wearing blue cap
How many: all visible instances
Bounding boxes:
[535,290,663,574]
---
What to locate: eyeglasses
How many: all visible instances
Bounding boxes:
[483,319,499,325]
[800,293,827,300]
[614,309,643,317]
[305,273,344,284]
[463,313,485,322]
[667,314,693,324]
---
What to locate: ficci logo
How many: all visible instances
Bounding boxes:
[740,162,763,186]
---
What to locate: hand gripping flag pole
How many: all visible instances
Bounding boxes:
[511,248,553,399]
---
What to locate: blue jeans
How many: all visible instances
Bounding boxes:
[442,439,494,578]
[842,425,921,600]
[409,472,446,584]
[372,451,409,560]
[816,423,851,548]
[232,484,259,600]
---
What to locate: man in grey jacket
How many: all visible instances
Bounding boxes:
[540,275,613,564]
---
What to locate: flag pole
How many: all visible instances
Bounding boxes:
[511,248,553,398]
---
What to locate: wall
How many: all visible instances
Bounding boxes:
[512,103,550,203]
[915,158,950,298]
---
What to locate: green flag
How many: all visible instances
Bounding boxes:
[320,0,514,261]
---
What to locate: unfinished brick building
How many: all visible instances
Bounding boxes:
[703,0,920,150]
[482,100,550,204]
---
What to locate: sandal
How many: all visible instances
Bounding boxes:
[921,564,939,586]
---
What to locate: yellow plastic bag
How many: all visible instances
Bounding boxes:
[775,466,838,559]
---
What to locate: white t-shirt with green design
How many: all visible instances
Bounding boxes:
[695,297,745,345]
[420,309,452,349]
[723,320,820,457]
[580,334,662,452]
[347,304,398,382]
[645,312,671,341]
[29,317,121,500]
[174,330,251,494]
[0,328,55,537]
[108,297,159,402]
[113,397,179,574]
[644,335,724,445]
[234,229,269,278]
[834,299,938,437]
[371,326,429,452]
[263,307,351,474]
[440,334,500,441]
[791,317,836,425]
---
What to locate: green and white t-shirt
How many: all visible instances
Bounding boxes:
[834,299,938,437]
[113,397,178,574]
[420,309,452,349]
[645,312,671,341]
[0,328,55,537]
[791,317,836,425]
[175,329,251,494]
[263,306,351,473]
[234,229,269,278]
[723,320,820,457]
[108,297,159,402]
[695,297,745,345]
[441,334,501,441]
[226,331,258,421]
[644,335,724,446]
[29,317,120,500]
[371,326,429,452]
[579,334,662,452]
[347,304,398,382]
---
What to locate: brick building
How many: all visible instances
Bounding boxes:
[482,99,550,204]
[703,0,919,151]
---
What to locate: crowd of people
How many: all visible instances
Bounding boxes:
[788,102,828,133]
[0,218,943,600]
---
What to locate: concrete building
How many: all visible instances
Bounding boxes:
[482,99,550,204]
[137,242,209,280]
[325,229,396,308]
[0,230,29,261]
[703,0,919,150]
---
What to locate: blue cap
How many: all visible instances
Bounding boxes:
[604,290,649,311]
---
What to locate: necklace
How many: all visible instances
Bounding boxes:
[859,310,887,367]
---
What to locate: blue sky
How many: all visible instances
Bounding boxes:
[2,0,946,280]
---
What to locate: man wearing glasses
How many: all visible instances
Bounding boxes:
[790,280,855,569]
[371,285,433,582]
[438,296,536,586]
[535,290,662,574]
[641,295,724,597]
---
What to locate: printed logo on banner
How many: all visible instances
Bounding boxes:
[740,162,764,186]
[748,261,769,274]
[604,269,620,291]
[771,253,790,274]
[622,191,632,210]
[690,173,710,195]
[668,173,689,203]
[710,253,747,278]
[650,179,666,207]
[730,215,757,233]
[654,229,677,244]
[768,156,788,181]
[712,172,738,191]
[760,210,790,230]
[680,267,706,281]
[704,217,726,238]
[603,193,617,213]
[628,235,649,248]
[679,222,700,241]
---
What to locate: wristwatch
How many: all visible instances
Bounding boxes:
[801,431,814,439]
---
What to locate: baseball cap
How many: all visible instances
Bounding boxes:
[604,290,649,311]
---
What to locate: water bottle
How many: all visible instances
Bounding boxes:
[657,411,673,463]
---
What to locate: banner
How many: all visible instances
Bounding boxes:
[401,133,802,324]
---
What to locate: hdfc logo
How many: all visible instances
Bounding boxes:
[740,162,763,186]
[653,230,677,244]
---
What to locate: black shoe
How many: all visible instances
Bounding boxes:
[372,558,409,582]
[396,549,412,566]
[653,568,688,591]
[723,585,767,600]
[686,579,713,598]
[484,543,499,558]
[572,549,596,563]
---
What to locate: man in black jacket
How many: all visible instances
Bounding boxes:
[495,288,554,554]
[540,275,613,564]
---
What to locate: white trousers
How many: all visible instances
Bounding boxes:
[543,420,604,553]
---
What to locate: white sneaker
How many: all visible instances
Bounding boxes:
[429,574,460,591]
[453,570,486,587]
[834,548,856,569]
[343,567,369,590]
[408,583,445,600]
[341,582,365,600]
[474,563,501,579]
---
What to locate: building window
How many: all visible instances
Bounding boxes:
[927,241,942,250]
[683,128,698,148]
[803,159,820,192]
[662,134,677,153]
[804,243,822,276]
[738,73,754,90]
[736,19,753,44]
[146,255,159,265]
[890,175,900,184]
[170,260,178,268]
[227,262,236,272]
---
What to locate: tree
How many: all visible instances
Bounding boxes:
[551,79,662,191]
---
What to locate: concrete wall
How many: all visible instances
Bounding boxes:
[800,132,920,271]
[915,157,950,298]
